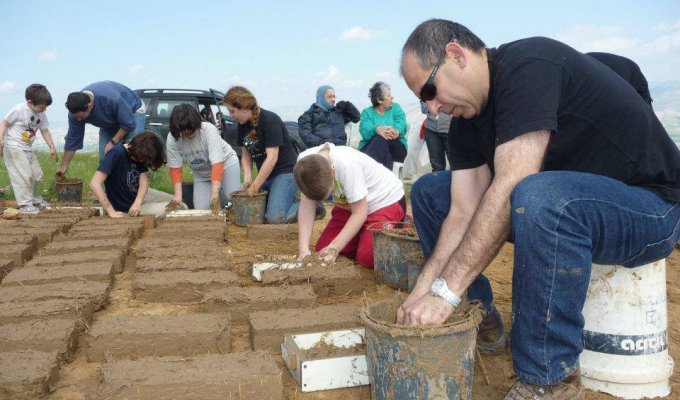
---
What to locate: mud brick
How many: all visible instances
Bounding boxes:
[162,215,225,224]
[40,238,130,256]
[260,264,364,298]
[134,257,228,273]
[0,259,13,281]
[15,219,71,234]
[153,225,227,242]
[0,349,60,399]
[2,261,115,287]
[0,318,82,362]
[0,227,59,246]
[100,352,282,400]
[135,246,224,260]
[134,238,212,252]
[0,281,110,309]
[249,302,362,353]
[246,224,298,241]
[59,230,135,243]
[85,313,230,362]
[133,270,239,303]
[0,298,94,325]
[69,222,143,239]
[0,234,38,252]
[26,249,126,273]
[76,216,145,228]
[0,243,34,269]
[202,285,317,323]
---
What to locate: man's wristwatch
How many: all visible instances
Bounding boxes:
[430,278,462,307]
[110,138,119,145]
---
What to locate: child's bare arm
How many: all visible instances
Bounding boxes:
[0,120,10,157]
[128,172,148,216]
[90,171,124,218]
[39,128,58,161]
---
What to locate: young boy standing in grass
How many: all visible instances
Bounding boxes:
[90,132,166,218]
[0,84,58,214]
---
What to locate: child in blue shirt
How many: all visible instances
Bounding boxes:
[90,132,165,218]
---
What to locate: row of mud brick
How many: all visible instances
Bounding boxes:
[1,212,368,399]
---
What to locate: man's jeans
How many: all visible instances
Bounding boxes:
[98,113,147,159]
[412,170,680,386]
[261,172,299,224]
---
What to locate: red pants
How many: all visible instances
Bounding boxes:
[315,201,405,269]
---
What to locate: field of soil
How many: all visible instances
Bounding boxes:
[0,202,678,400]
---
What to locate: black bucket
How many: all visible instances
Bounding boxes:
[55,178,83,203]
[232,190,267,226]
[371,219,423,291]
[181,182,194,209]
[360,295,482,400]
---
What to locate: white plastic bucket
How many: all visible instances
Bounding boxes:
[580,259,674,399]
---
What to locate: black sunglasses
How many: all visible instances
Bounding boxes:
[419,45,449,102]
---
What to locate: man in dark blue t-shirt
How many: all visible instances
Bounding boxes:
[397,19,680,399]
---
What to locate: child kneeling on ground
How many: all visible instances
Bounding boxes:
[90,132,165,218]
[294,143,405,268]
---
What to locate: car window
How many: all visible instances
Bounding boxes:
[139,96,153,114]
[153,99,191,119]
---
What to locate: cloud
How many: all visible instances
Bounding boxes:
[129,64,144,75]
[0,81,17,93]
[555,24,639,53]
[339,26,387,41]
[646,23,680,54]
[376,71,398,81]
[317,65,340,83]
[38,50,58,62]
[653,19,680,33]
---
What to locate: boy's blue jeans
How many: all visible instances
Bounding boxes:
[261,172,299,224]
[411,170,680,386]
[98,113,147,159]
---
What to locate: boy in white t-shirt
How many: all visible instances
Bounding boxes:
[294,143,405,268]
[0,84,58,214]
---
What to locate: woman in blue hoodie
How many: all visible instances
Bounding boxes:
[297,85,359,147]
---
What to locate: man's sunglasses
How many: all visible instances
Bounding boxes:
[419,45,449,102]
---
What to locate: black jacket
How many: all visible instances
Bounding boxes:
[297,101,360,146]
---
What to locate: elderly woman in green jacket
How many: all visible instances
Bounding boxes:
[358,81,408,170]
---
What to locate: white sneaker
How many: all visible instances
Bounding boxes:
[19,205,39,214]
[34,200,52,210]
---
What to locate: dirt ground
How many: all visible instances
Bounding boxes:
[3,201,677,400]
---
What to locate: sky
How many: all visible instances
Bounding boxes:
[1,0,679,128]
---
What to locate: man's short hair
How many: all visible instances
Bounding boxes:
[65,92,90,113]
[25,84,52,106]
[294,154,334,201]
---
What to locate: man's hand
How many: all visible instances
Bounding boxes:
[54,170,66,182]
[49,147,59,162]
[104,140,115,155]
[210,195,221,214]
[246,183,259,196]
[317,245,339,263]
[397,293,454,326]
[106,209,126,218]
[127,201,141,217]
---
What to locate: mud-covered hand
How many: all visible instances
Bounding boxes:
[246,183,259,196]
[165,199,187,212]
[49,146,59,162]
[317,246,339,263]
[210,195,221,215]
[297,249,312,262]
[398,293,454,326]
[127,202,141,217]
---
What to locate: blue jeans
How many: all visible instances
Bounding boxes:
[261,172,299,224]
[413,170,680,386]
[98,113,147,159]
[511,171,680,385]
[410,171,494,312]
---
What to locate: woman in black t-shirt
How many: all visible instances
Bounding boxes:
[223,86,299,224]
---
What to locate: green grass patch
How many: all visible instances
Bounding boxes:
[0,151,192,203]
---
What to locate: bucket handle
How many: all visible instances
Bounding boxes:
[367,215,415,232]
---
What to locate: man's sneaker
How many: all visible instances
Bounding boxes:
[477,305,509,354]
[34,200,52,210]
[315,201,326,220]
[18,205,39,214]
[503,371,583,400]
